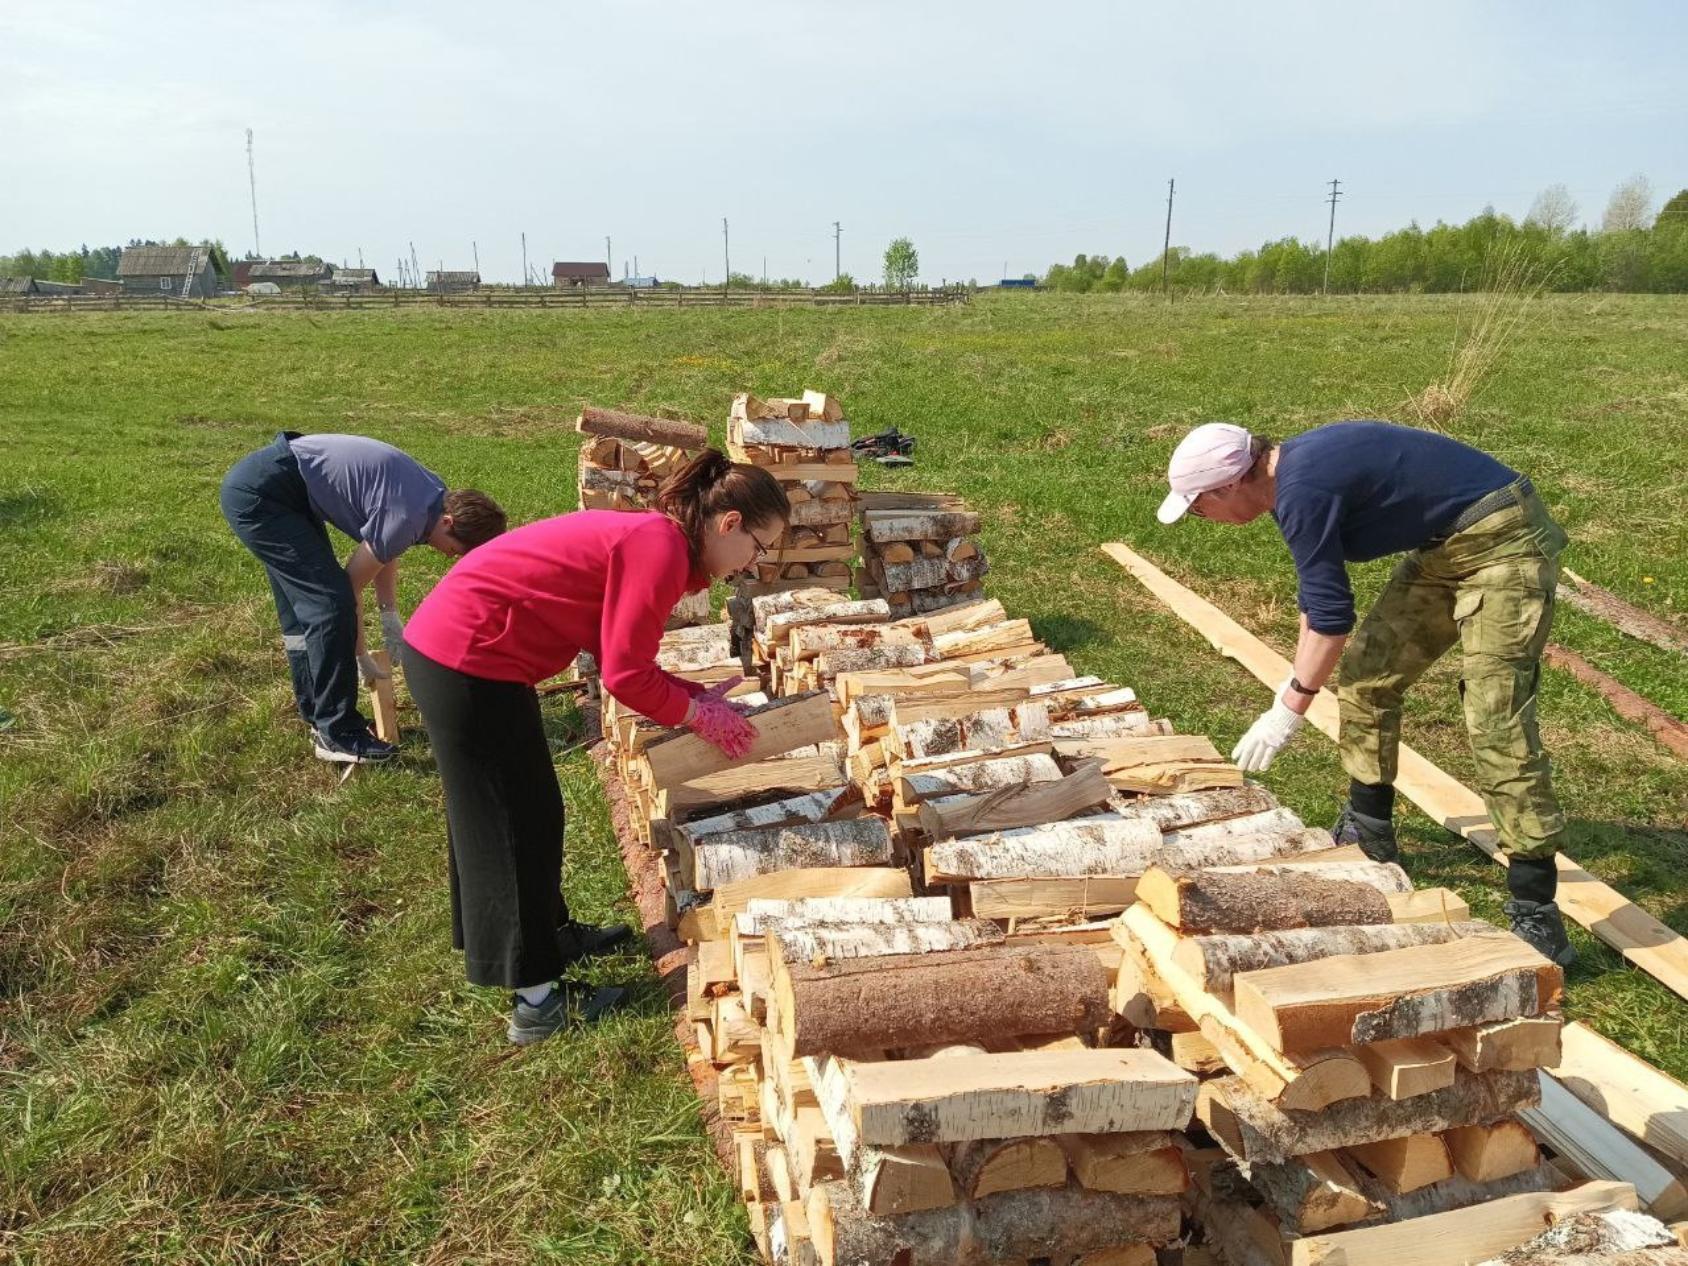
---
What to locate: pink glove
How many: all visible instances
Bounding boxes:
[687,694,759,758]
[679,673,743,701]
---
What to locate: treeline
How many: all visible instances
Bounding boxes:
[1044,187,1688,294]
[1,238,235,283]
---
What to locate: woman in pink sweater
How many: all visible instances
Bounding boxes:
[404,450,790,1045]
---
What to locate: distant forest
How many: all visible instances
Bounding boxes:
[1043,182,1688,294]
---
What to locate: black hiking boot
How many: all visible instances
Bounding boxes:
[1504,899,1578,968]
[507,981,629,1046]
[1332,801,1399,864]
[558,919,633,961]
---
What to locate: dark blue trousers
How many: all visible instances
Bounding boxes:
[219,433,368,740]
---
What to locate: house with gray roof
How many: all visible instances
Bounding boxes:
[117,245,221,298]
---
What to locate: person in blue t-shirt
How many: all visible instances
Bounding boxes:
[220,432,506,764]
[1155,420,1575,966]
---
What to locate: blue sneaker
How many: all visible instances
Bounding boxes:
[313,728,397,764]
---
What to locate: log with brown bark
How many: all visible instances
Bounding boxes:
[1244,1150,1382,1233]
[772,942,1110,1058]
[576,405,708,450]
[1196,1068,1542,1165]
[806,1179,1180,1266]
[1134,865,1394,934]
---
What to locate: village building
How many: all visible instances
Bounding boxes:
[425,270,481,292]
[116,245,221,297]
[552,261,611,288]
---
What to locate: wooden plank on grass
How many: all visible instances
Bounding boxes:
[1550,1021,1688,1172]
[1521,1071,1688,1219]
[1102,541,1688,1006]
[369,649,399,742]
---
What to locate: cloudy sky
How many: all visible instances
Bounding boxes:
[3,1,1683,284]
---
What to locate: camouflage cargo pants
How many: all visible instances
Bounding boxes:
[1337,479,1569,861]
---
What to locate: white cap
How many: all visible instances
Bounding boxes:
[1156,422,1255,524]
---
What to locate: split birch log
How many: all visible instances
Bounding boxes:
[1134,865,1394,933]
[690,818,894,891]
[844,1048,1198,1146]
[766,919,1004,965]
[739,896,952,935]
[1442,1119,1541,1183]
[862,510,983,543]
[1443,1015,1564,1073]
[895,753,1064,804]
[1201,857,1411,888]
[367,649,399,743]
[888,703,1051,761]
[1244,1151,1382,1233]
[1353,1037,1459,1099]
[576,406,707,449]
[1233,936,1564,1053]
[773,942,1110,1058]
[818,643,932,678]
[1161,806,1308,846]
[1350,1159,1564,1221]
[790,623,923,662]
[930,619,1034,659]
[1196,1068,1542,1165]
[857,1145,956,1216]
[806,1179,1180,1266]
[874,554,991,593]
[946,1136,1068,1198]
[1108,784,1280,830]
[764,599,892,643]
[1345,1132,1455,1192]
[1048,712,1160,741]
[712,868,914,937]
[736,417,853,450]
[1058,1134,1188,1195]
[1171,919,1493,994]
[681,786,862,843]
[917,764,1112,839]
[658,751,847,814]
[643,691,837,787]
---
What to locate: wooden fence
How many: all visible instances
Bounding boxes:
[3,286,971,315]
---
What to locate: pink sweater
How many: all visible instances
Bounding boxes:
[405,511,710,726]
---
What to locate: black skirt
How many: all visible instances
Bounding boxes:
[406,647,573,988]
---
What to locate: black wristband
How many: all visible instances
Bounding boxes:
[1288,676,1320,696]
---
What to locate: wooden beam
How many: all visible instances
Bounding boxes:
[1551,1021,1688,1172]
[1101,541,1688,1005]
[368,649,399,742]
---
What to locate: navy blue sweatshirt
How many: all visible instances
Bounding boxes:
[1272,421,1517,634]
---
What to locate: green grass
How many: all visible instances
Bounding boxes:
[2,292,1686,1262]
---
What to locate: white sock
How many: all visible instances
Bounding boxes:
[516,981,556,1006]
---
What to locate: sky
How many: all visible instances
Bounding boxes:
[3,1,1684,285]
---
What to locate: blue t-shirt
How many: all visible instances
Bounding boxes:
[1272,421,1516,634]
[288,434,447,563]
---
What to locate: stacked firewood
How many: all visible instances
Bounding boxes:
[728,391,858,597]
[856,492,989,618]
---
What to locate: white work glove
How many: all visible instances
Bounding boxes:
[357,649,390,683]
[379,609,408,662]
[1231,690,1306,773]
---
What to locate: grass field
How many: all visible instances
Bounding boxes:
[2,292,1686,1264]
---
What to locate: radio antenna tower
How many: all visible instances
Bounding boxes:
[245,128,262,257]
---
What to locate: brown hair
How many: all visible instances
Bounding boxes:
[657,448,791,567]
[1243,434,1275,481]
[443,489,508,550]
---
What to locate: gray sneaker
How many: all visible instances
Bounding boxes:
[1505,899,1578,968]
[507,982,628,1046]
[1332,802,1399,864]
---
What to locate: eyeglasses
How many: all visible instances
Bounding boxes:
[746,527,781,560]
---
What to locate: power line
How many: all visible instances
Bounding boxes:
[1324,177,1343,295]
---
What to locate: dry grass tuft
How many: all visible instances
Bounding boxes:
[1408,240,1551,429]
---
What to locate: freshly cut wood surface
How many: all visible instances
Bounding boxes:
[1442,1015,1565,1072]
[858,1144,955,1215]
[658,751,847,813]
[1172,920,1494,994]
[1058,1133,1188,1195]
[1345,1131,1454,1193]
[1354,1037,1458,1100]
[1281,1180,1637,1266]
[1135,865,1393,934]
[1118,904,1370,1113]
[1551,1021,1688,1171]
[368,649,399,743]
[806,1179,1179,1266]
[789,623,922,662]
[738,895,952,935]
[947,1136,1066,1198]
[894,753,1063,805]
[644,691,837,787]
[1386,886,1473,923]
[1233,935,1562,1053]
[1442,1120,1540,1183]
[1195,1068,1541,1165]
[775,942,1110,1059]
[970,876,1139,920]
[845,1048,1197,1146]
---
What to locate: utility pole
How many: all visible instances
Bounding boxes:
[409,241,420,289]
[357,246,364,269]
[833,221,842,281]
[472,240,480,277]
[762,254,767,287]
[722,217,730,289]
[1323,178,1343,296]
[521,232,528,287]
[605,236,611,277]
[1162,178,1175,299]
[245,128,261,258]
